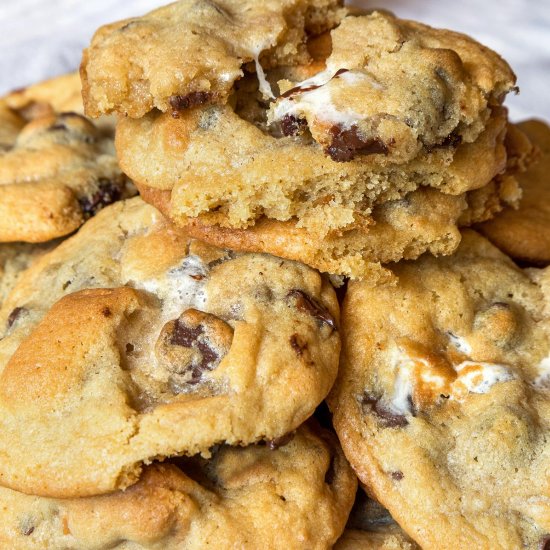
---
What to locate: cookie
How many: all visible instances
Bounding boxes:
[0,110,133,243]
[0,241,60,309]
[4,71,116,136]
[478,119,550,265]
[0,198,340,498]
[115,8,514,237]
[329,230,550,549]
[139,171,517,280]
[335,490,419,550]
[0,424,356,549]
[81,0,346,118]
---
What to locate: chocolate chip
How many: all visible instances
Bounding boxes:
[540,536,550,550]
[425,130,462,152]
[79,177,123,218]
[290,333,308,356]
[325,125,389,162]
[280,114,307,137]
[7,307,26,329]
[169,92,212,117]
[157,309,233,389]
[101,306,112,318]
[266,432,295,451]
[361,393,409,428]
[390,471,404,480]
[287,289,336,331]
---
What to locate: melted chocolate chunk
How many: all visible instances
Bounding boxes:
[169,92,212,117]
[7,306,26,329]
[287,289,336,331]
[79,178,123,218]
[326,125,389,162]
[361,393,409,428]
[280,114,307,137]
[171,319,219,384]
[289,333,308,356]
[266,432,295,451]
[540,536,550,550]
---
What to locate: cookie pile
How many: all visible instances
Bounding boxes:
[0,0,549,548]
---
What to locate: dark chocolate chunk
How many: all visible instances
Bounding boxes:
[159,309,234,388]
[326,125,389,162]
[361,393,409,428]
[79,177,123,218]
[287,289,336,331]
[280,114,307,137]
[7,306,26,329]
[266,432,295,451]
[540,536,550,550]
[171,319,219,384]
[169,92,212,117]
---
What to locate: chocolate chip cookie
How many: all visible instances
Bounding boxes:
[81,0,345,118]
[0,424,356,549]
[329,230,550,549]
[0,198,340,498]
[0,107,133,243]
[478,119,550,265]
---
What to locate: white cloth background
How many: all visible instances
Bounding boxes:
[0,0,549,122]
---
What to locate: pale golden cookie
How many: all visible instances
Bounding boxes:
[0,425,356,550]
[0,108,132,243]
[81,0,345,118]
[478,119,550,265]
[329,231,550,550]
[0,198,340,498]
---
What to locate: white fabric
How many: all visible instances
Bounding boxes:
[0,0,548,121]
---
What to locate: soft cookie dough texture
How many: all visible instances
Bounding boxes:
[329,230,550,550]
[84,2,519,277]
[0,425,356,550]
[0,198,340,498]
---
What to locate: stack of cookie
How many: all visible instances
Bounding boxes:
[0,0,549,548]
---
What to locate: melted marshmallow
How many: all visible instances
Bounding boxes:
[249,43,275,100]
[272,68,382,127]
[533,355,550,389]
[453,361,516,395]
[134,254,208,322]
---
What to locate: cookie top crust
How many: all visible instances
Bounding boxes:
[269,11,515,164]
[81,0,345,118]
[0,198,340,498]
[0,424,356,549]
[329,231,550,549]
[0,241,60,310]
[478,119,550,265]
[0,107,133,243]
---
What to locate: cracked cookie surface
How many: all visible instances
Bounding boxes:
[0,198,340,498]
[329,230,550,550]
